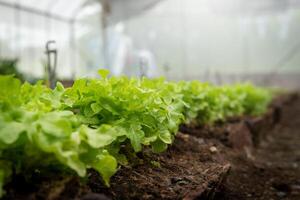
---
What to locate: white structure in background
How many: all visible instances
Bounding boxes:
[106,22,157,77]
[107,22,133,75]
[0,0,162,79]
[136,49,157,77]
[122,0,300,80]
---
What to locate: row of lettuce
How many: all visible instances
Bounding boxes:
[0,70,272,196]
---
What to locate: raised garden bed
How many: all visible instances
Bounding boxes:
[1,73,298,200]
[3,93,298,200]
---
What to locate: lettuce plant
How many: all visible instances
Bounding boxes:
[0,72,272,197]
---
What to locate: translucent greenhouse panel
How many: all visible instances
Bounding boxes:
[0,5,15,59]
[122,0,300,82]
[0,0,88,19]
[73,10,104,78]
[124,0,186,79]
[0,0,104,82]
[8,11,72,79]
[52,0,86,19]
[50,19,73,79]
[16,10,45,78]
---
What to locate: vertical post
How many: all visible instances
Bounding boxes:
[243,31,250,83]
[101,0,110,70]
[181,0,187,80]
[69,20,76,78]
[45,40,57,88]
[14,0,21,58]
[101,10,108,70]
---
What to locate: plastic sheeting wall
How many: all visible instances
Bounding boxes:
[121,0,300,80]
[0,1,103,79]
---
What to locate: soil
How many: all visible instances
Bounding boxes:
[2,93,300,200]
[214,94,300,200]
[88,134,231,200]
[3,133,231,200]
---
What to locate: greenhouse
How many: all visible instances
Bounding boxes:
[0,0,299,199]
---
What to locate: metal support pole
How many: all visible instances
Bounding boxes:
[101,0,110,70]
[45,40,57,88]
[14,0,21,58]
[101,13,109,70]
[69,21,76,78]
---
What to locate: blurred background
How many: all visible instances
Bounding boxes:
[0,0,300,88]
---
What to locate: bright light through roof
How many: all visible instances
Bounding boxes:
[77,3,102,18]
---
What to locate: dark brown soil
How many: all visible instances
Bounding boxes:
[2,93,300,200]
[214,94,300,200]
[3,133,231,200]
[88,134,231,200]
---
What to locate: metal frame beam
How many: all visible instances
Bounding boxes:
[0,0,72,23]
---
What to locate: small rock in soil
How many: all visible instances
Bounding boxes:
[276,191,287,197]
[210,146,218,153]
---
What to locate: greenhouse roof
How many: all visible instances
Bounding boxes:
[0,0,163,24]
[210,0,300,15]
[0,0,99,22]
